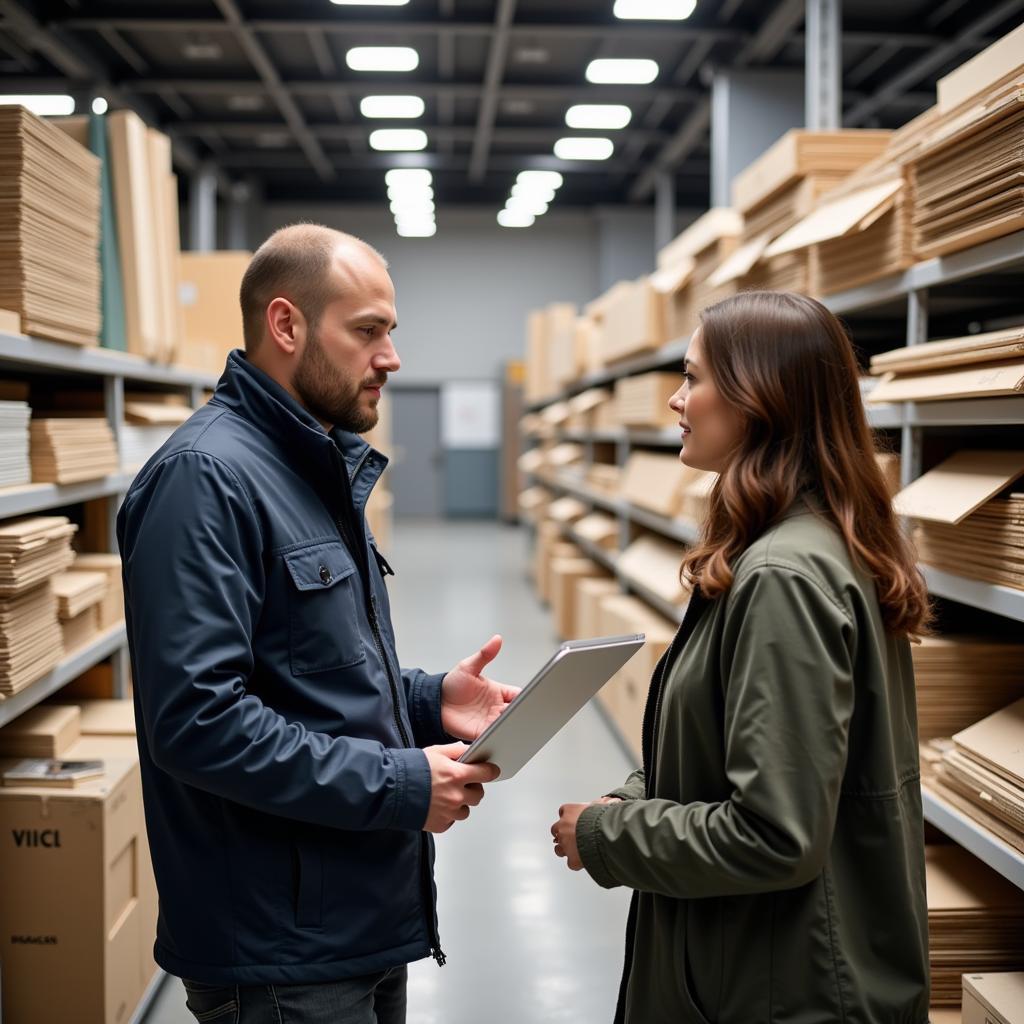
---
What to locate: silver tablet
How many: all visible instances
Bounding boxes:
[459,633,645,780]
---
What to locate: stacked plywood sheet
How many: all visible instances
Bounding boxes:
[52,570,107,654]
[913,636,1024,741]
[0,106,101,345]
[868,327,1024,404]
[30,417,119,484]
[0,400,31,488]
[895,450,1024,592]
[71,553,124,629]
[925,843,1024,1006]
[0,517,76,697]
[725,129,892,296]
[615,372,681,429]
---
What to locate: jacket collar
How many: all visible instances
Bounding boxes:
[211,350,388,506]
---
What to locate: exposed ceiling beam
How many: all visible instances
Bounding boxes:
[158,87,193,120]
[926,0,973,27]
[736,0,806,64]
[209,0,334,181]
[469,0,516,183]
[844,40,899,87]
[307,31,337,79]
[97,26,149,74]
[843,0,1024,126]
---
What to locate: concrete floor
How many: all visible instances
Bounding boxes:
[146,520,634,1024]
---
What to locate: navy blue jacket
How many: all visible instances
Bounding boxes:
[117,351,452,984]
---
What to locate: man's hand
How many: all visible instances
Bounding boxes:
[440,635,520,742]
[422,742,500,834]
[551,797,621,871]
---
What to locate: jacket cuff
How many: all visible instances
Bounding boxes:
[406,669,457,746]
[577,803,620,889]
[389,747,432,831]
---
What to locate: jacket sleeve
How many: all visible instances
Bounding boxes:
[607,769,646,801]
[118,450,431,833]
[401,667,457,747]
[576,565,855,896]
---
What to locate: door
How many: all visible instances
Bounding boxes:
[389,387,443,520]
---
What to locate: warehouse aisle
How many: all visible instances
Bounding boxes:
[148,520,634,1024]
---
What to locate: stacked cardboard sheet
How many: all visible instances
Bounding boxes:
[0,704,80,758]
[913,636,1024,741]
[71,553,124,629]
[598,279,664,364]
[615,372,681,429]
[0,584,63,698]
[573,512,619,552]
[525,304,578,402]
[517,486,550,524]
[0,517,77,597]
[52,571,107,654]
[618,533,690,608]
[620,452,690,519]
[0,106,101,345]
[869,327,1024,405]
[925,843,1024,1006]
[895,451,1024,591]
[565,389,612,432]
[547,496,589,525]
[587,463,622,497]
[30,417,119,484]
[0,400,31,488]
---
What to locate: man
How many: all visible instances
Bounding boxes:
[118,224,511,1024]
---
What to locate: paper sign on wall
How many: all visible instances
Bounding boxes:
[441,381,500,449]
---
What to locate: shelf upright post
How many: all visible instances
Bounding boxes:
[616,434,631,557]
[900,288,928,487]
[805,0,842,131]
[188,383,205,410]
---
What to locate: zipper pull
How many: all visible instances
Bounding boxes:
[432,946,447,967]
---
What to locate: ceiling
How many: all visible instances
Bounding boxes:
[1,0,1022,209]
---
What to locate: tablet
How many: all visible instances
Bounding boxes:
[459,633,645,780]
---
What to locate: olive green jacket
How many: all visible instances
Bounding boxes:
[577,506,929,1024]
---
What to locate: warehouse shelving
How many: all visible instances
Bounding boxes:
[129,970,169,1024]
[0,623,128,729]
[0,472,137,519]
[919,566,1024,624]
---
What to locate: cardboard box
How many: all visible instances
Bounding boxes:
[600,279,664,364]
[549,557,607,638]
[614,372,681,429]
[0,751,153,1024]
[72,553,124,630]
[618,534,690,608]
[962,972,1024,1024]
[61,605,99,654]
[620,452,689,518]
[75,700,136,739]
[0,704,80,759]
[574,578,622,640]
[178,251,251,374]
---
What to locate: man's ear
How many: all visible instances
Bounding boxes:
[265,297,306,355]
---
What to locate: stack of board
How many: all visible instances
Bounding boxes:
[618,533,690,608]
[912,636,1024,740]
[0,400,31,488]
[122,399,190,469]
[925,843,1024,1006]
[572,512,619,552]
[71,553,124,629]
[614,372,682,429]
[0,106,101,345]
[0,517,76,697]
[868,327,1024,404]
[51,570,108,654]
[30,417,119,484]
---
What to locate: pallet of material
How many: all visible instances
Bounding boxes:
[615,372,681,429]
[925,842,1024,1007]
[913,635,1024,741]
[0,106,101,346]
[0,400,31,488]
[30,417,119,484]
[0,582,64,697]
[0,517,77,597]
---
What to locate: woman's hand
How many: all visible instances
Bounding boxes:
[551,797,621,871]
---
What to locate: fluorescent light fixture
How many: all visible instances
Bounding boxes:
[506,196,549,217]
[511,183,556,203]
[385,168,432,187]
[0,94,75,116]
[497,209,535,228]
[390,199,436,216]
[369,128,428,151]
[332,0,409,5]
[516,170,563,190]
[585,58,659,84]
[346,47,419,72]
[360,95,425,119]
[613,0,697,18]
[554,137,614,161]
[387,184,434,202]
[566,104,632,130]
[91,96,108,115]
[397,222,437,237]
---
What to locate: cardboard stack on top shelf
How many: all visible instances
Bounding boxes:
[925,843,1024,1007]
[595,278,665,365]
[615,372,681,430]
[907,24,1024,259]
[0,517,76,698]
[0,106,101,346]
[868,326,1024,405]
[720,130,892,297]
[71,553,124,630]
[177,251,251,375]
[29,416,119,484]
[0,397,31,488]
[547,304,585,389]
[525,303,578,402]
[51,571,108,654]
[617,533,690,608]
[653,208,743,342]
[894,451,1024,592]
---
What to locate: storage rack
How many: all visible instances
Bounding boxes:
[522,227,1024,892]
[0,332,219,1014]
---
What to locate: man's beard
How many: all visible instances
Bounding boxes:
[293,327,381,434]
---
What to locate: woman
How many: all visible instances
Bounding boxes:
[551,291,931,1024]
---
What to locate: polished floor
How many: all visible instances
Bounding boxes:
[147,520,635,1024]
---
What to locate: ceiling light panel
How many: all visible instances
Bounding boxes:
[565,104,632,130]
[369,128,428,151]
[0,94,75,116]
[346,47,419,72]
[613,0,697,19]
[385,168,432,187]
[554,137,615,160]
[360,95,425,119]
[585,58,659,84]
[516,170,563,190]
[498,209,535,228]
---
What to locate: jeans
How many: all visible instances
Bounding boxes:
[181,967,408,1024]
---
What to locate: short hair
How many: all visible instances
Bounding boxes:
[239,224,387,350]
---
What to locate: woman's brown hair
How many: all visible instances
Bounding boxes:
[682,290,930,637]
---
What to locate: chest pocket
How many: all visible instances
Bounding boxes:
[283,541,366,675]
